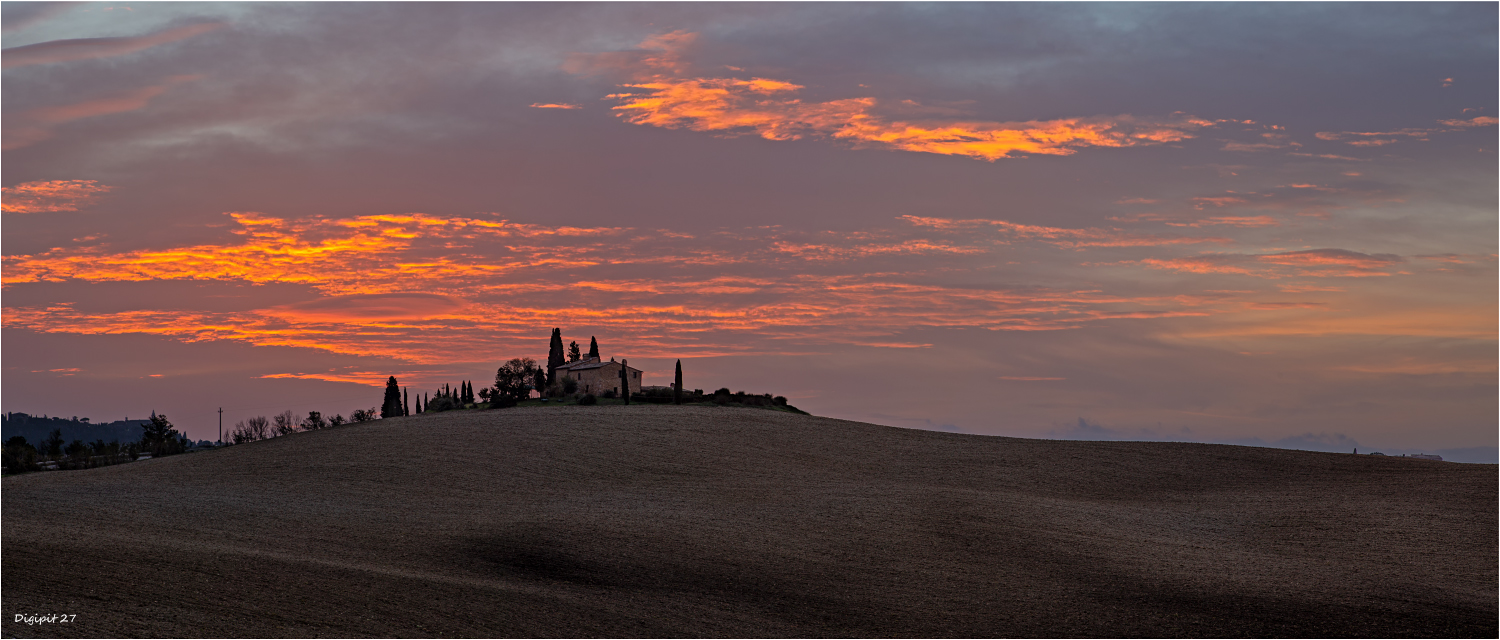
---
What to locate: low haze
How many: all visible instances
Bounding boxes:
[3,2,1495,461]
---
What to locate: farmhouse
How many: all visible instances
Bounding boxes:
[556,357,643,396]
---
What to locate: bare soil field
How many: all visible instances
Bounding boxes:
[3,406,1495,637]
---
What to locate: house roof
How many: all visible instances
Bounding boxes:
[556,357,640,373]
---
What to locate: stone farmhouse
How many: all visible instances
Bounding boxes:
[555,356,643,396]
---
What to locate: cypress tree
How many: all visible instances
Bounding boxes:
[588,336,599,360]
[403,387,410,416]
[381,377,402,418]
[416,395,423,414]
[620,359,630,405]
[547,328,565,384]
[674,359,683,405]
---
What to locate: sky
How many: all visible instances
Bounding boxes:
[2,2,1495,461]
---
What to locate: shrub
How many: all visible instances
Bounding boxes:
[425,395,461,413]
[774,396,787,406]
[489,395,517,409]
[578,393,597,405]
[3,438,40,474]
[272,411,299,436]
[300,411,327,431]
[562,377,578,394]
[601,388,617,399]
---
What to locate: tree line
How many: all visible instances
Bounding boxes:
[3,413,196,474]
[227,407,379,444]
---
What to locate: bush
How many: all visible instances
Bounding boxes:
[601,388,617,399]
[489,395,517,409]
[578,393,597,405]
[3,438,40,474]
[425,395,461,413]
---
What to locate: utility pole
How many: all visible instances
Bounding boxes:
[218,407,223,445]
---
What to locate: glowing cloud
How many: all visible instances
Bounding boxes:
[1,211,1254,362]
[586,33,1215,161]
[1437,116,1498,127]
[1140,249,1404,279]
[530,103,582,109]
[1,180,112,213]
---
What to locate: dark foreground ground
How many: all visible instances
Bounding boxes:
[3,407,1495,638]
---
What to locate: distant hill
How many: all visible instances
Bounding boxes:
[2,413,149,446]
[1,406,1494,637]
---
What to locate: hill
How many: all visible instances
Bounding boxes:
[2,413,151,448]
[2,406,1494,637]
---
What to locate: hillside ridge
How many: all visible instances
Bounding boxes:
[3,406,1494,637]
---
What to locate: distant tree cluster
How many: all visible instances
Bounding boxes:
[3,431,140,474]
[229,407,359,444]
[3,412,210,474]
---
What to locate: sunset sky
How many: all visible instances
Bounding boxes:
[3,3,1495,460]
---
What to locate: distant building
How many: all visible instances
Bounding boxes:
[555,356,643,396]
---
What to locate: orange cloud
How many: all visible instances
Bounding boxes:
[1140,249,1403,279]
[0,209,1261,362]
[530,103,581,109]
[1437,116,1498,127]
[1,212,632,293]
[2,279,1234,364]
[1313,117,1495,147]
[585,32,1215,161]
[1,180,112,213]
[1257,249,1400,271]
[1,23,223,69]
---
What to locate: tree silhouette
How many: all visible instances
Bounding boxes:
[568,341,581,362]
[42,428,64,458]
[620,359,630,405]
[674,359,683,405]
[495,358,538,406]
[588,336,599,360]
[382,376,402,418]
[547,328,565,384]
[301,411,327,430]
[403,388,410,416]
[140,414,183,456]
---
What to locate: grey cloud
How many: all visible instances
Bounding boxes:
[1,2,73,34]
[2,22,222,69]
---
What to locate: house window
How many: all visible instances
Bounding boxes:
[633,372,639,378]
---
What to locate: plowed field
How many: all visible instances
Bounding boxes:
[3,406,1494,637]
